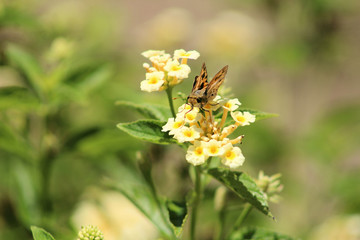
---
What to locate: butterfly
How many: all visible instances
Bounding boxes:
[187,63,228,111]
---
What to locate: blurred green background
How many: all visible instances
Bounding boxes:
[1,0,359,239]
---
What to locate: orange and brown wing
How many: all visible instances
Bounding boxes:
[206,65,228,101]
[191,63,208,92]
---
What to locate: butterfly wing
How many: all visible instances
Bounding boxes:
[206,65,228,101]
[189,62,208,98]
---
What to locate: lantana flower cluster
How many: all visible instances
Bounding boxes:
[140,49,200,92]
[162,97,256,168]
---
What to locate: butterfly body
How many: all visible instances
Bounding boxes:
[187,63,228,110]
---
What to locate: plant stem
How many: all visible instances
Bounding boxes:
[190,166,202,240]
[216,208,226,240]
[231,203,253,232]
[166,87,176,118]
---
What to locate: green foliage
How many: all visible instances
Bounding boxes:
[208,168,272,217]
[0,86,39,111]
[5,44,44,95]
[117,119,177,145]
[116,101,172,121]
[237,108,278,121]
[166,200,188,238]
[30,226,55,240]
[229,227,299,240]
[104,160,186,239]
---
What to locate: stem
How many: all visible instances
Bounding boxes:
[190,166,202,240]
[166,87,176,118]
[216,209,226,240]
[231,203,253,232]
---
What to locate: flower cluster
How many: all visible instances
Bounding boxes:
[162,97,255,168]
[140,49,200,92]
[77,225,104,240]
[255,171,283,203]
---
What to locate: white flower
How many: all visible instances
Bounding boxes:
[178,104,199,113]
[141,50,165,58]
[162,118,184,135]
[176,106,200,123]
[223,98,241,111]
[174,49,200,60]
[164,59,191,79]
[231,111,255,126]
[149,54,171,68]
[186,141,209,166]
[203,139,225,156]
[140,71,165,92]
[174,126,202,143]
[220,143,245,168]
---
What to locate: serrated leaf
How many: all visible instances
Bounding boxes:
[229,227,299,240]
[31,226,55,240]
[104,161,176,239]
[208,168,272,217]
[0,86,39,111]
[238,108,278,121]
[117,119,176,145]
[166,200,188,238]
[116,101,171,121]
[5,44,44,94]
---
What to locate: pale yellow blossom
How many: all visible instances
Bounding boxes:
[164,59,191,79]
[140,71,165,92]
[174,49,200,60]
[231,111,255,126]
[223,98,241,111]
[221,143,245,168]
[141,50,165,58]
[203,139,225,156]
[149,54,171,69]
[174,126,203,143]
[162,118,184,135]
[186,141,209,166]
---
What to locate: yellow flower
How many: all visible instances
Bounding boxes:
[220,143,245,168]
[174,49,200,60]
[164,59,191,79]
[162,118,184,135]
[141,50,165,58]
[203,139,225,156]
[176,105,200,123]
[231,111,255,126]
[223,98,241,111]
[186,141,209,166]
[149,54,171,69]
[140,71,165,92]
[174,126,202,143]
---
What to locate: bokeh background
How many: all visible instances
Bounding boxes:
[1,0,359,239]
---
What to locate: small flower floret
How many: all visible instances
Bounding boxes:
[231,111,256,126]
[140,71,165,92]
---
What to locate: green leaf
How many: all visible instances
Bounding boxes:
[229,227,299,240]
[117,119,176,145]
[75,64,113,94]
[0,86,39,111]
[238,108,278,121]
[31,226,56,240]
[5,44,44,94]
[12,162,41,226]
[166,200,188,238]
[104,160,176,239]
[208,168,272,217]
[0,122,34,161]
[116,101,171,121]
